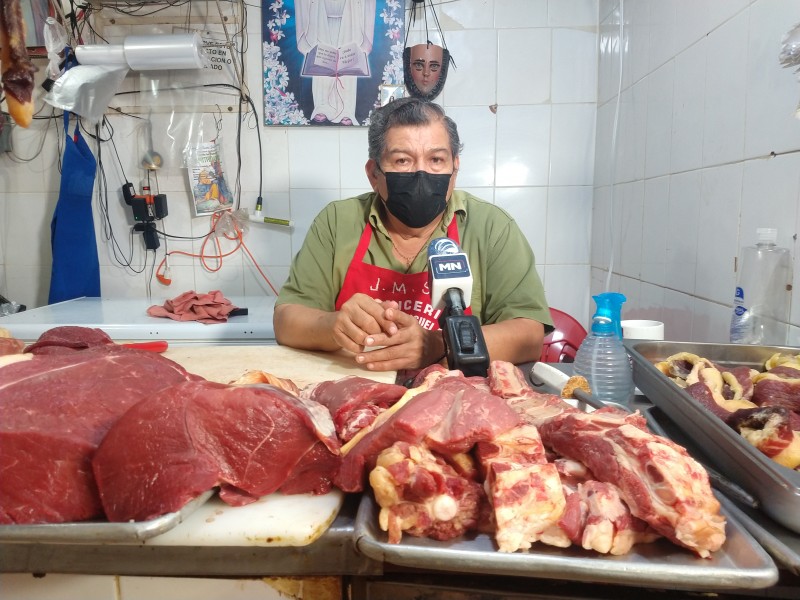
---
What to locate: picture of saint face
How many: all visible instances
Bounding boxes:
[403,43,450,101]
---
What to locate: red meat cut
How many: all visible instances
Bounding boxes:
[335,378,521,492]
[24,325,115,355]
[93,380,342,522]
[303,376,407,442]
[0,346,195,524]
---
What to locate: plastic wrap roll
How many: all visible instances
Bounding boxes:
[123,33,205,71]
[75,44,127,66]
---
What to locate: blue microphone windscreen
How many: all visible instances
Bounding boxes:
[428,237,459,256]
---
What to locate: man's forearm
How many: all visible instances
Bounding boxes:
[273,304,340,351]
[480,318,544,365]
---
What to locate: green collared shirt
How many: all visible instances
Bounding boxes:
[277,190,553,330]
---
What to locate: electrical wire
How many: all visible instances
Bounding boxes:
[94,118,146,273]
[153,211,279,295]
[3,107,57,163]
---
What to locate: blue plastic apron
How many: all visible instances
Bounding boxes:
[48,113,101,304]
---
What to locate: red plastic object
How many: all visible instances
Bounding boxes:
[121,341,169,353]
[539,308,587,363]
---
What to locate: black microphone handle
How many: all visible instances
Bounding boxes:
[443,288,466,316]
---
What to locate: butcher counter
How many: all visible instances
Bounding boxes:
[0,296,278,344]
[1,342,800,599]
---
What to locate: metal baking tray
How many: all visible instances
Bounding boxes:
[0,489,215,544]
[354,494,778,591]
[625,340,800,534]
[645,404,800,575]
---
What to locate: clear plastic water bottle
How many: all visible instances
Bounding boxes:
[574,294,634,407]
[729,228,792,346]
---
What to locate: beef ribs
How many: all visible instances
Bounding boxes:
[92,381,341,522]
[0,346,194,524]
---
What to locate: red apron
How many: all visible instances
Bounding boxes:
[335,219,468,331]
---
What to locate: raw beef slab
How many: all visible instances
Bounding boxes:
[24,325,115,355]
[93,380,341,522]
[0,347,194,524]
[303,376,407,442]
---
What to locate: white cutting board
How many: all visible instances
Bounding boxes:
[162,344,397,388]
[148,345,393,546]
[145,490,345,547]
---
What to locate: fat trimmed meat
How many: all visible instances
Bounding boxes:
[93,381,341,522]
[0,346,194,524]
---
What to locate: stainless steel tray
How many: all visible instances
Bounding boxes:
[625,340,800,534]
[354,494,778,591]
[644,404,800,575]
[0,489,215,543]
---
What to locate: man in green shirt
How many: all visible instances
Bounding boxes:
[274,97,552,373]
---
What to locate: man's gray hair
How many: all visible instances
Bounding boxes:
[367,97,463,163]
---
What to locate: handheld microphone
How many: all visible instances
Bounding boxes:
[427,238,473,312]
[427,238,490,377]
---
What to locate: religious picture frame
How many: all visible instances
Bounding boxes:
[262,0,405,126]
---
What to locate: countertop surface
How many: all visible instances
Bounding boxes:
[0,296,277,343]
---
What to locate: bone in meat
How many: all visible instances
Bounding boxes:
[539,411,726,558]
[476,424,569,552]
[369,441,484,543]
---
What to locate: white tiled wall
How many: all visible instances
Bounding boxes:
[595,0,800,344]
[0,0,599,328]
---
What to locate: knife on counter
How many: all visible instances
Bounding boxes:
[529,362,760,509]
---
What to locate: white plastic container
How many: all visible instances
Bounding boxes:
[573,315,634,407]
[729,228,793,346]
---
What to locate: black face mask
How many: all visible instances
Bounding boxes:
[383,170,452,228]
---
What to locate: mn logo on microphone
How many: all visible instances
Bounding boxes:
[431,255,470,278]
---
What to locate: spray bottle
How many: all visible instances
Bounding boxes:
[573,292,634,407]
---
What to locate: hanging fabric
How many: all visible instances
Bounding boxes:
[48,112,101,304]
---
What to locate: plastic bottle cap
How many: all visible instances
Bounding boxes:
[590,315,615,334]
[756,228,778,244]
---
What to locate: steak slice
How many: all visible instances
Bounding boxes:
[93,381,341,522]
[0,346,194,524]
